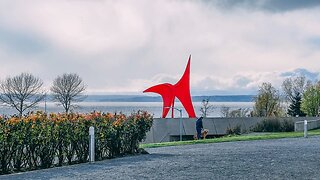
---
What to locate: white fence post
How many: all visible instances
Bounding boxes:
[89,126,95,162]
[304,120,308,138]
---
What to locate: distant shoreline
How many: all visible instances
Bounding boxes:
[79,95,255,102]
[1,101,254,117]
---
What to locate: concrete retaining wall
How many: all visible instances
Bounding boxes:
[295,119,320,132]
[144,117,319,143]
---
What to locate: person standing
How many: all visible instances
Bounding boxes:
[196,116,203,139]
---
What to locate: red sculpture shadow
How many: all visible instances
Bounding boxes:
[143,55,196,118]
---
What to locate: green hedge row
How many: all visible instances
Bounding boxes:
[0,111,153,174]
[251,118,294,132]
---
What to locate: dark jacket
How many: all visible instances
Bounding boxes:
[196,117,203,130]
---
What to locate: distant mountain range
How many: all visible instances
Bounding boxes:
[82,95,255,102]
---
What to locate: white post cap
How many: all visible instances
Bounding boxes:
[89,126,94,135]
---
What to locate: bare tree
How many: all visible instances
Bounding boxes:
[0,73,45,117]
[51,73,86,113]
[220,106,230,117]
[199,99,214,117]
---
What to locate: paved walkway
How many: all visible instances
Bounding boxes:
[2,136,320,180]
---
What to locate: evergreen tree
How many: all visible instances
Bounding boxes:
[287,93,306,117]
[282,76,311,117]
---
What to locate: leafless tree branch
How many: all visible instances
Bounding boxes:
[50,73,86,113]
[0,73,45,117]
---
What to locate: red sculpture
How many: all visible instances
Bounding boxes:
[143,55,196,118]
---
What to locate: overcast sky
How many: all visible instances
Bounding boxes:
[1,0,320,95]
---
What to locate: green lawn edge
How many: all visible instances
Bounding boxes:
[140,129,320,149]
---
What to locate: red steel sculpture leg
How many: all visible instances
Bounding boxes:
[171,98,175,118]
[143,55,196,118]
[174,56,196,118]
[143,83,175,118]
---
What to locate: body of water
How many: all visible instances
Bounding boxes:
[0,102,254,118]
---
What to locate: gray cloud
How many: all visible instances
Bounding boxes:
[0,26,50,54]
[209,0,320,12]
[0,0,320,95]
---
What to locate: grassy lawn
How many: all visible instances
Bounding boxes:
[141,129,320,149]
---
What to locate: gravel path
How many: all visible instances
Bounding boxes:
[2,136,320,180]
